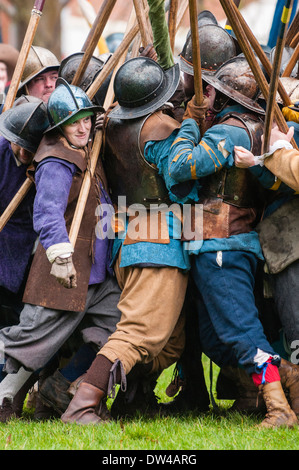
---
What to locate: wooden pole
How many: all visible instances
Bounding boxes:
[219,0,298,150]
[0,0,47,232]
[86,20,141,100]
[262,0,294,153]
[3,0,47,112]
[68,9,139,246]
[168,0,179,52]
[188,0,203,105]
[228,0,291,107]
[71,0,117,87]
[133,0,152,46]
[282,41,299,77]
[285,9,299,46]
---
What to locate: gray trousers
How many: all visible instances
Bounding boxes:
[0,275,121,374]
[272,260,299,350]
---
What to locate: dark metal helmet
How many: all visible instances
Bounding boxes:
[18,46,60,90]
[0,97,49,152]
[202,56,265,114]
[58,52,112,105]
[105,32,124,53]
[179,24,236,75]
[109,57,180,120]
[195,10,218,27]
[45,77,104,132]
[270,46,298,78]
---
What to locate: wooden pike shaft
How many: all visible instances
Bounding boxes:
[168,0,179,52]
[3,0,46,112]
[188,0,203,105]
[229,0,291,106]
[0,0,46,232]
[71,0,117,86]
[262,0,294,153]
[220,0,298,150]
[133,0,152,46]
[285,9,299,46]
[69,9,139,246]
[282,41,299,77]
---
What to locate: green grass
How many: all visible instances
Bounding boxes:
[0,356,298,451]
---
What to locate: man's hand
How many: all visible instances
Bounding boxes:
[94,112,105,131]
[234,146,256,168]
[183,95,210,125]
[262,125,294,148]
[50,255,77,289]
[139,44,158,61]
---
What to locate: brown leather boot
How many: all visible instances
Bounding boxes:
[279,358,299,416]
[259,381,298,428]
[219,366,265,414]
[61,382,105,425]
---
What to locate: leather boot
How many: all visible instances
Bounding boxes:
[279,358,299,416]
[259,381,298,428]
[38,369,72,416]
[220,366,266,414]
[110,364,160,419]
[61,382,105,425]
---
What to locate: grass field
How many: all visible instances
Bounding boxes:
[0,356,298,451]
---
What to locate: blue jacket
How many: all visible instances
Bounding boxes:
[165,105,264,259]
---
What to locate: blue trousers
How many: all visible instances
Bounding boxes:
[191,250,278,375]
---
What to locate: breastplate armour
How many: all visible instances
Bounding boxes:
[102,114,170,208]
[200,112,265,208]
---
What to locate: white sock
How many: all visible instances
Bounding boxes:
[0,367,32,405]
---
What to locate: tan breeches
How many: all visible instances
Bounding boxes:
[99,253,188,374]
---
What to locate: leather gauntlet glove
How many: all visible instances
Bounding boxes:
[50,255,77,289]
[183,95,210,127]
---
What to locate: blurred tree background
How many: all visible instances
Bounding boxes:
[0,0,71,58]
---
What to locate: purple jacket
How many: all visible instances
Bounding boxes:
[34,157,113,285]
[0,137,37,293]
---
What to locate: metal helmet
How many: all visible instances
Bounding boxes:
[0,97,49,152]
[270,46,298,78]
[105,32,124,53]
[18,46,60,90]
[109,57,180,120]
[179,24,236,76]
[202,56,265,114]
[275,77,299,104]
[45,77,104,132]
[196,10,218,27]
[58,52,112,106]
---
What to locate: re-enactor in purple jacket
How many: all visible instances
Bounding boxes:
[0,81,121,422]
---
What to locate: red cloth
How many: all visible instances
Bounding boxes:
[252,359,281,387]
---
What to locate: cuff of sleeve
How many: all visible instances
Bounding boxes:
[46,243,74,263]
[253,140,294,166]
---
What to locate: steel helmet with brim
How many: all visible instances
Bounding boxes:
[270,45,299,78]
[58,52,112,106]
[179,23,237,76]
[18,46,60,91]
[202,56,265,114]
[0,97,49,153]
[109,57,180,120]
[45,77,104,133]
